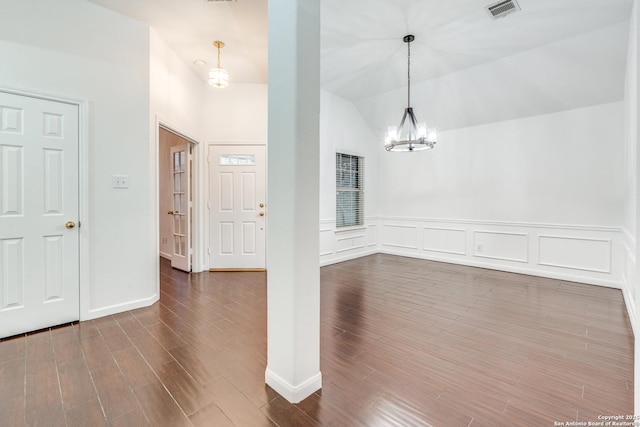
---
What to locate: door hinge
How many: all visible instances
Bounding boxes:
[207,247,211,255]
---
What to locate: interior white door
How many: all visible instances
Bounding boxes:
[0,91,79,338]
[209,145,266,270]
[170,143,191,272]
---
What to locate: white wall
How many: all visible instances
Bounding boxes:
[376,103,625,287]
[381,103,624,226]
[150,29,205,139]
[0,0,155,317]
[319,90,380,265]
[202,84,268,143]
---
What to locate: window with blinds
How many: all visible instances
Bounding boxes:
[336,153,364,228]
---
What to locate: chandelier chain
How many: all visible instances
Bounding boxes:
[407,38,411,109]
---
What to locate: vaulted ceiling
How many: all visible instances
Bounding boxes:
[321,0,633,101]
[85,0,634,114]
[86,0,268,85]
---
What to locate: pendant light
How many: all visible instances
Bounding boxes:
[384,35,437,152]
[209,40,229,88]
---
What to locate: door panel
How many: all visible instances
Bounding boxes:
[44,149,63,213]
[0,91,79,338]
[241,172,256,210]
[2,145,22,215]
[219,173,234,211]
[1,238,23,309]
[209,145,266,270]
[242,222,256,254]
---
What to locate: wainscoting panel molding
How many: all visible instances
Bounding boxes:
[319,228,334,257]
[422,226,466,255]
[381,224,418,250]
[538,235,611,273]
[367,224,377,247]
[336,234,366,253]
[320,217,623,288]
[320,218,378,266]
[373,217,623,289]
[473,230,529,263]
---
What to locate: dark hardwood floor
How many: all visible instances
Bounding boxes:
[0,254,633,426]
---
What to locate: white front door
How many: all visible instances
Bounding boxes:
[170,143,191,272]
[0,91,79,338]
[209,145,266,270]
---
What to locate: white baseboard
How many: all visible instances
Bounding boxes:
[320,248,377,267]
[81,293,159,321]
[622,278,637,337]
[379,248,621,289]
[265,368,322,404]
[159,251,172,260]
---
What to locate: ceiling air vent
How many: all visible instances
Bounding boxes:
[486,0,521,19]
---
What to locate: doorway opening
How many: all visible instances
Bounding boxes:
[158,125,198,272]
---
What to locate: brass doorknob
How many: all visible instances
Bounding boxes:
[168,210,175,215]
[259,203,264,208]
[65,221,76,229]
[259,212,265,217]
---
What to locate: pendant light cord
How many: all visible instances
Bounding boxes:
[407,38,411,108]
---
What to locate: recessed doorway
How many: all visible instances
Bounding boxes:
[159,126,196,272]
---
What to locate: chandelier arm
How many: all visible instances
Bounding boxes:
[407,108,418,127]
[407,107,419,141]
[397,108,409,134]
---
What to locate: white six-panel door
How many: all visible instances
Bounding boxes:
[0,91,79,338]
[209,145,266,270]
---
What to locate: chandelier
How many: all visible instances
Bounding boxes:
[209,41,229,88]
[384,35,437,152]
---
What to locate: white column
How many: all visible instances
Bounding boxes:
[264,0,322,403]
[632,0,640,416]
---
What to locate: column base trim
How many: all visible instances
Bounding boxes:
[265,368,322,404]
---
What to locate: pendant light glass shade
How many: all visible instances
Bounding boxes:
[209,41,229,88]
[385,35,437,152]
[209,67,229,88]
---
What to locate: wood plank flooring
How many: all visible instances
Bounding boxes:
[0,254,633,426]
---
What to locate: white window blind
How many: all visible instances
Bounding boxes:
[336,153,364,228]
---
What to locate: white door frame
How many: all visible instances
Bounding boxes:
[155,119,202,273]
[206,142,267,270]
[0,86,90,321]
